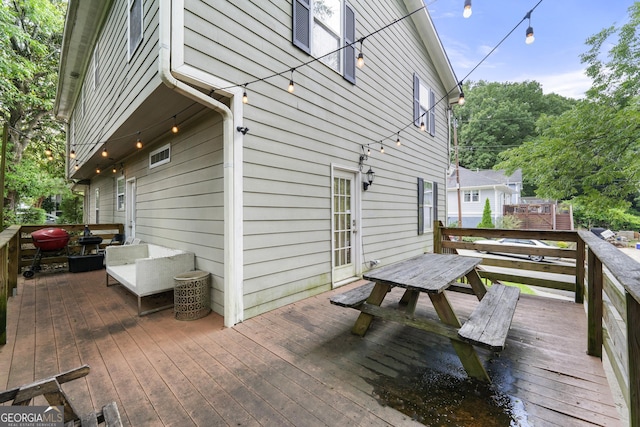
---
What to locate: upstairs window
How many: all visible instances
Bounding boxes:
[464,190,480,202]
[128,0,143,60]
[292,0,356,84]
[413,74,436,136]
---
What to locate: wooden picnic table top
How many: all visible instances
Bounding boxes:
[362,253,482,294]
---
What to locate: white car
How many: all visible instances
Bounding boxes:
[474,238,550,262]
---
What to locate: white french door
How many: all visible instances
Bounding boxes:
[332,168,360,284]
[125,178,137,239]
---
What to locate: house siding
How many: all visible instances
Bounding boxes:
[69,0,161,174]
[180,0,450,318]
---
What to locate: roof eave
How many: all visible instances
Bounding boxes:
[54,0,114,122]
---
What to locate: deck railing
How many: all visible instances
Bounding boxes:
[435,223,638,426]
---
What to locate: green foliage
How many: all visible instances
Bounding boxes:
[452,80,575,171]
[573,202,640,231]
[495,214,522,230]
[16,207,45,224]
[58,192,84,224]
[477,198,494,229]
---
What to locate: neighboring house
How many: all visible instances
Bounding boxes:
[447,166,522,227]
[54,0,461,327]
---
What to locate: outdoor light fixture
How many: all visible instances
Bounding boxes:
[525,12,535,44]
[363,167,375,191]
[69,149,76,159]
[396,132,401,146]
[136,138,143,149]
[380,143,385,154]
[356,52,364,69]
[112,166,117,174]
[420,120,426,132]
[242,87,249,104]
[463,0,472,18]
[74,162,79,171]
[96,167,101,174]
[44,147,52,156]
[288,69,296,93]
[101,147,108,157]
[237,126,250,135]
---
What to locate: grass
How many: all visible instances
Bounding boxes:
[484,278,536,295]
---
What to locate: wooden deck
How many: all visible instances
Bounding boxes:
[0,268,622,426]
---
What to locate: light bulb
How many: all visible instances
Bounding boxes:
[380,145,384,154]
[288,79,295,93]
[242,91,248,104]
[102,148,108,157]
[47,155,54,161]
[69,150,76,159]
[396,135,401,146]
[458,92,466,106]
[525,27,535,44]
[112,166,117,173]
[463,0,472,18]
[96,168,101,174]
[74,163,79,170]
[171,124,179,134]
[356,53,364,69]
[44,147,52,156]
[420,121,426,132]
[136,139,143,149]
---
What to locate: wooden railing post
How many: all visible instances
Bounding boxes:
[586,247,602,357]
[627,292,640,427]
[433,221,443,254]
[575,237,585,303]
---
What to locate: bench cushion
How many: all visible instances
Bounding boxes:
[329,282,376,307]
[458,284,520,351]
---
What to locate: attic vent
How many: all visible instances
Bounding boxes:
[149,143,170,169]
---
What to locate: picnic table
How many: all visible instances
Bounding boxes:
[330,253,520,382]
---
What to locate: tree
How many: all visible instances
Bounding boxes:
[477,199,494,229]
[0,0,66,211]
[453,80,575,171]
[496,3,640,217]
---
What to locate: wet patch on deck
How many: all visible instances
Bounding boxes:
[366,355,530,426]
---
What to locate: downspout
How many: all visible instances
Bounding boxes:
[158,0,241,327]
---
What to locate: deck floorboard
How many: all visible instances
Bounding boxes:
[0,269,623,426]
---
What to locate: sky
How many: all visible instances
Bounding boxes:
[426,0,636,99]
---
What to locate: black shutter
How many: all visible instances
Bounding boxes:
[433,181,438,225]
[413,74,420,128]
[343,3,356,84]
[418,178,424,235]
[429,89,436,136]
[293,0,311,54]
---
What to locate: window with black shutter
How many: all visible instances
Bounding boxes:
[413,74,436,136]
[292,1,357,84]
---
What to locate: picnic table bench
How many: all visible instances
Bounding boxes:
[330,253,520,382]
[0,365,122,426]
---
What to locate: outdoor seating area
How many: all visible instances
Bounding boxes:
[0,267,621,426]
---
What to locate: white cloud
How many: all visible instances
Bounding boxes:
[518,69,592,99]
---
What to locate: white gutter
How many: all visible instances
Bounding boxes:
[159,0,242,327]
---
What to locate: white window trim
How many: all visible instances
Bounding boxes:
[116,176,125,211]
[149,143,171,169]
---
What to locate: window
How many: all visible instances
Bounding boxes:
[149,143,170,168]
[116,176,125,211]
[128,0,143,59]
[413,74,436,136]
[418,178,437,235]
[464,190,480,203]
[95,188,100,223]
[292,0,356,84]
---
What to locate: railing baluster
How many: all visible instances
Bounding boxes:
[586,247,603,357]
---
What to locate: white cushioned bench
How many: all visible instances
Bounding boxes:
[105,243,195,315]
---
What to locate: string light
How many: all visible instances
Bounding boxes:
[463,0,472,18]
[69,148,76,159]
[101,147,108,157]
[136,138,143,149]
[171,116,179,133]
[420,119,426,132]
[242,85,249,104]
[45,147,52,156]
[74,162,79,170]
[525,12,535,44]
[380,143,384,154]
[96,167,101,174]
[356,38,365,69]
[47,153,54,161]
[288,69,295,93]
[112,166,117,173]
[396,133,401,146]
[458,89,466,106]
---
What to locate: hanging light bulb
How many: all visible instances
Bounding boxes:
[380,143,384,154]
[136,138,143,149]
[525,11,535,44]
[44,147,52,156]
[74,162,79,171]
[171,116,179,133]
[288,69,295,93]
[420,120,426,132]
[367,146,371,156]
[102,147,108,157]
[463,0,472,18]
[69,149,76,159]
[396,133,401,146]
[525,26,535,44]
[242,85,249,104]
[356,52,364,69]
[47,154,54,161]
[112,166,117,173]
[96,167,101,174]
[458,91,466,106]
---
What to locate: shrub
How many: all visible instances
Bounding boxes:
[477,198,495,229]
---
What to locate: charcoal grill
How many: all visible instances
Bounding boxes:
[24,228,70,278]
